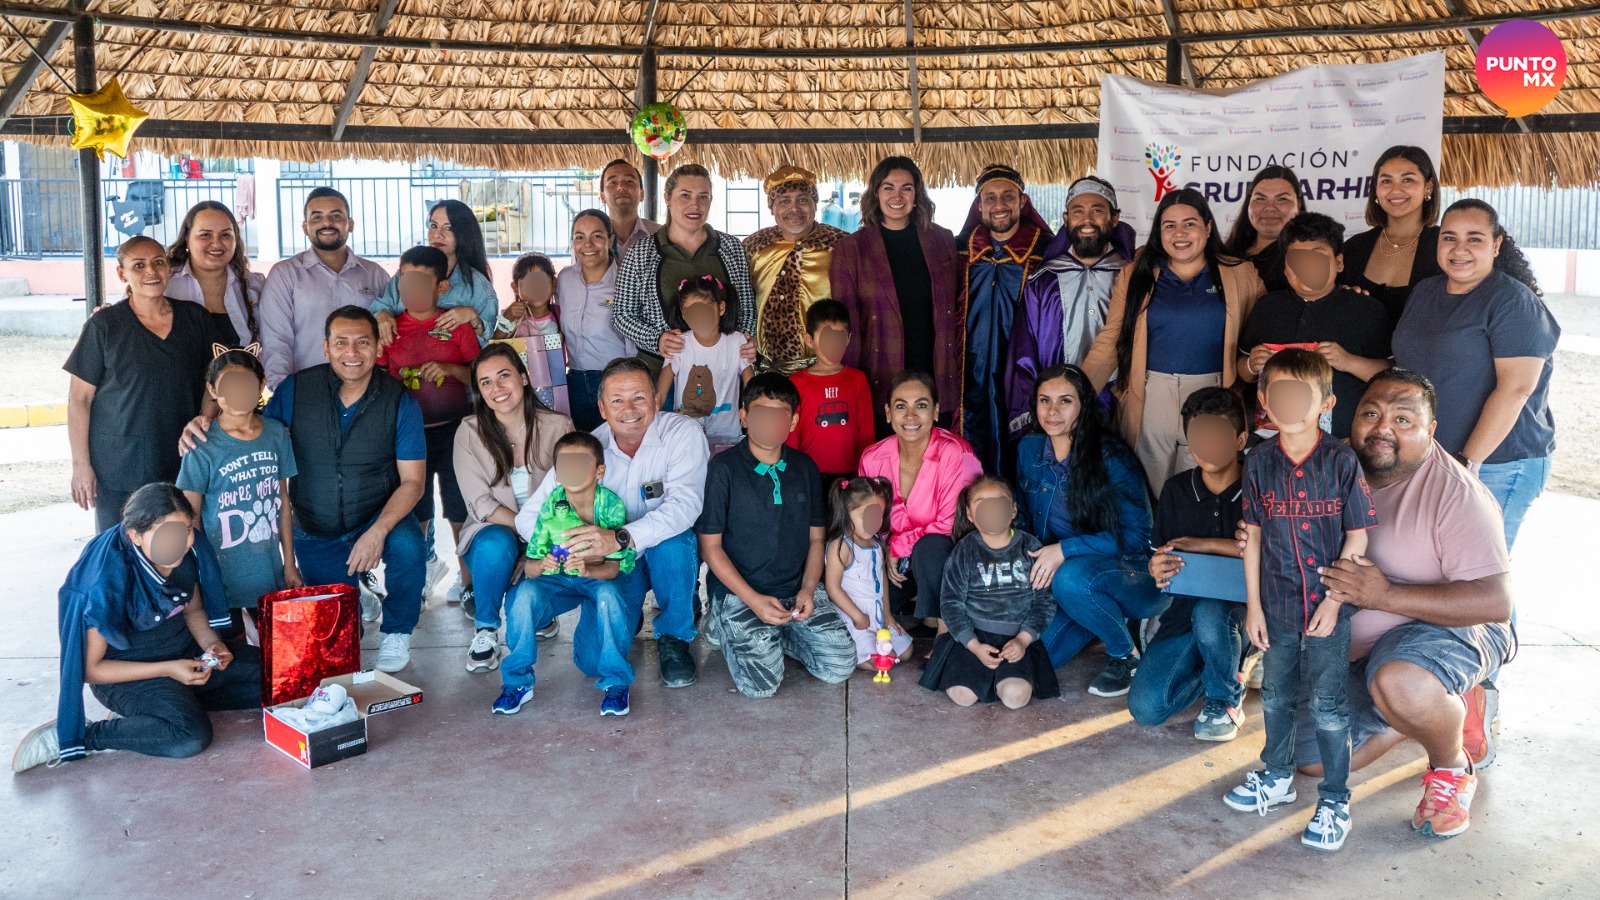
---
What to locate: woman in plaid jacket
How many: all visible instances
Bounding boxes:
[612,164,756,372]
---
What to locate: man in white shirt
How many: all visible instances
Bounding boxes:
[258,187,392,388]
[515,357,709,688]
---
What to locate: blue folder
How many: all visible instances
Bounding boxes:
[1166,552,1247,603]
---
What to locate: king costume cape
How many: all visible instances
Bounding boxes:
[743,222,847,375]
[1004,235,1129,440]
[958,191,1053,474]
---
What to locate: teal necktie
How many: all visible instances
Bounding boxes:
[754,459,786,505]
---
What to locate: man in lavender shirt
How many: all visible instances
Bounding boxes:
[258,187,391,388]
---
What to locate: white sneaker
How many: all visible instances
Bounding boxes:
[359,576,384,623]
[536,617,561,641]
[425,555,451,597]
[12,720,60,773]
[376,633,412,673]
[446,576,466,604]
[1224,768,1298,815]
[466,628,502,673]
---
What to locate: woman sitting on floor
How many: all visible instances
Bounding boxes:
[13,483,262,773]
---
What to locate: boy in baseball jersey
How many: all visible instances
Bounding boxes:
[1226,348,1377,852]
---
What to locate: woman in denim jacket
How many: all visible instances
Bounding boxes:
[1015,365,1167,699]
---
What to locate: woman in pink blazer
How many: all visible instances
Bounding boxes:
[857,370,983,633]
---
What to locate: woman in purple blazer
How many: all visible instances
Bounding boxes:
[829,157,963,431]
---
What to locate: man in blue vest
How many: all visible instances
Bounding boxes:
[183,306,427,673]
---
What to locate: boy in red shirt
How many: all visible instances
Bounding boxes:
[786,299,874,486]
[376,245,481,580]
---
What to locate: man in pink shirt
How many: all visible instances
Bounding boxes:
[1295,369,1513,840]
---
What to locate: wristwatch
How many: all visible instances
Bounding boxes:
[615,527,632,550]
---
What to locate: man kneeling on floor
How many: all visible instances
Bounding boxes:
[15,484,262,773]
[697,373,857,697]
[1293,370,1513,839]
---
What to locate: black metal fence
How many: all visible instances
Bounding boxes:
[274,173,602,259]
[2,173,1596,260]
[0,177,257,259]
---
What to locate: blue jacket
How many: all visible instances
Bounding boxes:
[1015,432,1153,561]
[55,527,230,762]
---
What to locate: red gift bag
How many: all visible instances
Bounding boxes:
[259,585,361,706]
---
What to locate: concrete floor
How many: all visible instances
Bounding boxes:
[3,494,1598,899]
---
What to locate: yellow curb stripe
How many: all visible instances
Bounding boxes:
[0,403,66,428]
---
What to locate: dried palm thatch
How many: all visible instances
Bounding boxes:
[0,0,1596,186]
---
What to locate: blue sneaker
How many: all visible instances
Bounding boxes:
[600,686,630,717]
[492,685,532,715]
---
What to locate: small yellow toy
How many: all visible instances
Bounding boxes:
[870,628,896,683]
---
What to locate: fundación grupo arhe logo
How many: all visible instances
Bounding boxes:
[1475,19,1568,117]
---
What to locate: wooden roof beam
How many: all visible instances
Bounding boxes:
[331,0,401,141]
[4,113,1598,145]
[0,1,1593,62]
[1158,0,1200,87]
[0,19,68,126]
[905,0,921,143]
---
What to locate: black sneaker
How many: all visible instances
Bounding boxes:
[460,585,476,620]
[1088,654,1139,697]
[657,635,698,688]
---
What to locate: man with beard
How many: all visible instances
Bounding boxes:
[957,164,1053,473]
[742,166,848,374]
[597,158,659,263]
[1287,370,1513,839]
[259,188,391,389]
[1004,176,1129,439]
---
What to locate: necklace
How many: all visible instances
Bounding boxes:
[1379,227,1419,252]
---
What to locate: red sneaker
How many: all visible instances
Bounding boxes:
[1413,767,1477,838]
[1462,682,1499,769]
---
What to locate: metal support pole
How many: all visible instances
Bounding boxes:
[1165,38,1183,86]
[72,13,103,313]
[636,48,659,222]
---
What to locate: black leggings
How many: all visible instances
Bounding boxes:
[888,533,955,620]
[87,642,263,758]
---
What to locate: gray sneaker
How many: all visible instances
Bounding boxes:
[1194,699,1244,742]
[359,572,384,623]
[12,720,59,773]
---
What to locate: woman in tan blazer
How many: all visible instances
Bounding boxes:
[1081,188,1265,488]
[454,343,574,672]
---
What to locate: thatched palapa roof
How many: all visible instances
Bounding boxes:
[0,0,1597,186]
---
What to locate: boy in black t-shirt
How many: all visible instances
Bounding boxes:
[1238,212,1393,438]
[1129,388,1250,741]
[696,373,857,698]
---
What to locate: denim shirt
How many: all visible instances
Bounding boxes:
[370,264,500,347]
[1014,433,1153,561]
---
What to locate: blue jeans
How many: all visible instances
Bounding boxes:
[1041,554,1169,667]
[1478,455,1550,553]
[462,524,521,630]
[568,369,604,434]
[1127,597,1247,725]
[1261,615,1351,804]
[639,529,699,642]
[502,569,645,691]
[295,514,426,635]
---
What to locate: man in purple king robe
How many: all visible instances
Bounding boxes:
[1004,176,1134,441]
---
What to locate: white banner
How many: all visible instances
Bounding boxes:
[1097,53,1446,239]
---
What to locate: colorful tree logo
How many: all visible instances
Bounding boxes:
[1144,144,1182,200]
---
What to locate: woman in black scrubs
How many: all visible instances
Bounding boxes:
[66,236,217,530]
[1338,145,1442,323]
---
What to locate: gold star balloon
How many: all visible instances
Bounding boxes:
[67,76,149,161]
